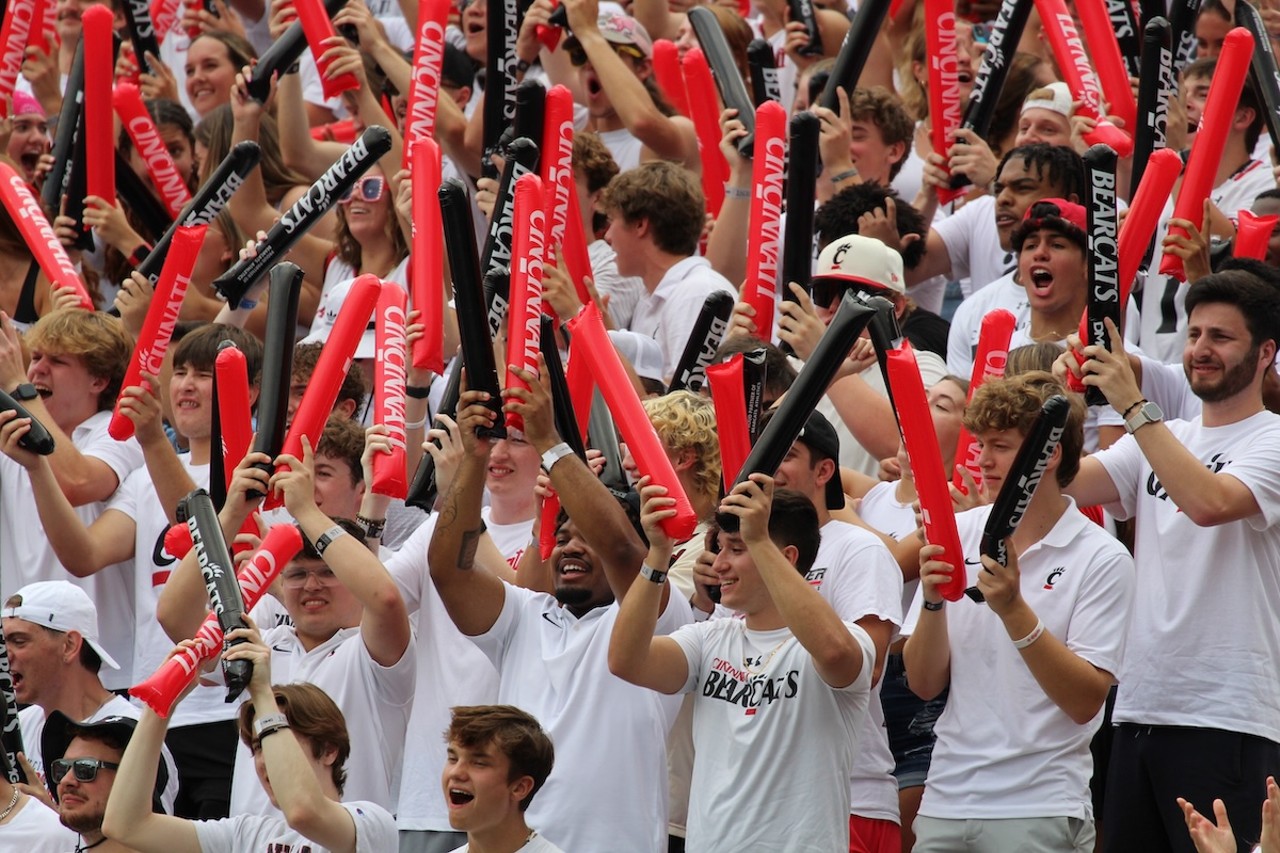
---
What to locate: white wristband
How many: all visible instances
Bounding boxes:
[1012,619,1046,650]
[541,442,574,472]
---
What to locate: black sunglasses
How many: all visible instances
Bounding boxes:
[51,757,120,784]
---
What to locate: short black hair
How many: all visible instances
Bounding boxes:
[1184,269,1280,352]
[996,143,1085,201]
[715,487,821,575]
[814,183,927,269]
[442,43,477,90]
[171,323,265,389]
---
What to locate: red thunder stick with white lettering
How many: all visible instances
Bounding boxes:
[150,0,180,40]
[114,82,193,217]
[373,283,409,498]
[1235,209,1278,259]
[682,47,727,217]
[952,309,1014,491]
[0,164,93,309]
[401,0,449,165]
[707,354,751,490]
[130,524,304,717]
[83,5,116,204]
[542,85,589,310]
[1033,0,1133,156]
[505,175,547,432]
[109,225,208,440]
[0,0,46,117]
[410,138,444,372]
[652,39,691,118]
[268,274,380,508]
[214,343,261,554]
[562,175,595,309]
[294,0,358,99]
[567,303,699,540]
[1074,0,1138,131]
[741,101,786,342]
[886,342,967,601]
[925,0,966,202]
[1160,27,1254,279]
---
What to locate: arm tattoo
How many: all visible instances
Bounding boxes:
[459,524,485,571]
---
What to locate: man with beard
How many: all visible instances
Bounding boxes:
[1064,270,1280,851]
[430,369,691,853]
[0,692,78,851]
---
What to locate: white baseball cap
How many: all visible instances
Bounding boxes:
[811,233,906,296]
[3,581,120,670]
[1021,82,1073,118]
[609,329,665,384]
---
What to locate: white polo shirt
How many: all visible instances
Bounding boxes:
[195,801,397,853]
[902,500,1134,820]
[630,256,736,382]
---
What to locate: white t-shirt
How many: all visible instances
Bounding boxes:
[0,410,144,689]
[0,795,79,851]
[857,480,919,617]
[671,616,876,852]
[228,625,416,816]
[195,800,397,853]
[1094,411,1280,742]
[901,500,1134,820]
[388,514,500,832]
[19,695,180,813]
[449,834,565,853]
[932,196,1015,296]
[483,506,534,569]
[1138,355,1200,421]
[469,584,690,853]
[597,127,645,174]
[945,271,1027,379]
[106,458,238,728]
[630,256,737,382]
[808,520,903,824]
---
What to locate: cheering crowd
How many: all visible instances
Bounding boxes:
[1,0,1280,850]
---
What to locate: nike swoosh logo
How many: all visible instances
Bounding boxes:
[963,558,981,566]
[542,613,560,627]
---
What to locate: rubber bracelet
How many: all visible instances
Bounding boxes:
[724,184,751,199]
[829,167,859,184]
[922,599,944,612]
[541,442,574,472]
[1012,619,1046,650]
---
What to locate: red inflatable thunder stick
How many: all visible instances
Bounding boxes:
[505,175,547,432]
[1033,0,1133,156]
[114,82,193,218]
[108,225,208,440]
[83,5,116,205]
[150,0,180,40]
[886,342,967,602]
[652,40,691,118]
[409,138,444,373]
[215,345,253,487]
[0,164,93,309]
[1161,28,1255,279]
[1073,0,1138,132]
[952,309,1014,491]
[1235,209,1278,259]
[567,303,699,540]
[401,0,449,162]
[707,354,752,491]
[682,47,727,218]
[0,0,47,117]
[925,0,966,203]
[130,524,304,717]
[740,101,786,343]
[541,85,591,310]
[295,0,358,99]
[267,274,380,509]
[374,283,409,499]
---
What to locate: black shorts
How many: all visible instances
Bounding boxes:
[165,719,238,820]
[1102,724,1280,853]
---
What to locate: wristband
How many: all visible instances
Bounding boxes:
[829,167,859,184]
[922,599,944,612]
[357,514,386,539]
[253,712,289,740]
[237,298,258,311]
[724,184,751,199]
[1012,619,1046,650]
[406,416,428,429]
[406,384,431,399]
[541,442,574,472]
[640,563,668,584]
[1121,398,1146,419]
[127,243,152,268]
[314,524,347,557]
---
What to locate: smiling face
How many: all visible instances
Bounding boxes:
[8,114,49,183]
[442,738,532,833]
[550,518,615,615]
[279,558,363,648]
[168,360,214,442]
[485,433,541,508]
[56,736,120,836]
[1183,302,1271,403]
[1017,227,1087,321]
[711,529,769,614]
[185,37,239,117]
[338,169,392,247]
[1014,108,1071,148]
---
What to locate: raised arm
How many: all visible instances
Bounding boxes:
[901,542,951,700]
[428,387,509,636]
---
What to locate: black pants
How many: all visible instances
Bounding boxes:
[1102,724,1280,853]
[165,719,238,819]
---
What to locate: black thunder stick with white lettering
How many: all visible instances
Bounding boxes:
[483,0,520,178]
[735,293,876,489]
[481,137,540,336]
[748,39,781,107]
[42,40,85,218]
[668,290,735,394]
[1107,0,1142,78]
[514,79,546,150]
[116,149,173,237]
[136,141,262,282]
[213,126,393,308]
[120,0,161,75]
[742,346,768,442]
[1129,17,1172,199]
[1235,1,1280,153]
[247,0,346,103]
[689,6,757,153]
[950,0,1031,188]
[179,489,252,700]
[0,388,55,454]
[781,111,820,313]
[787,0,823,57]
[1085,144,1120,407]
[245,263,303,500]
[405,356,463,511]
[540,314,586,459]
[1167,0,1202,70]
[969,395,1071,602]
[0,676,24,784]
[818,0,890,110]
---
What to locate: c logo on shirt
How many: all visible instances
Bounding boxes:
[1043,567,1065,590]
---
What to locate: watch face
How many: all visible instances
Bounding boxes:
[12,384,36,401]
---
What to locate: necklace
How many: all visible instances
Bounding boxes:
[0,786,17,821]
[75,837,107,852]
[743,634,790,676]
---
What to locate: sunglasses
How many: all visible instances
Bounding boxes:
[51,758,120,784]
[339,176,388,205]
[568,43,645,67]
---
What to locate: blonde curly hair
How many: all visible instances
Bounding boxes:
[643,391,722,508]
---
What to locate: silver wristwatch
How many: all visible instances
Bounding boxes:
[1124,400,1164,434]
